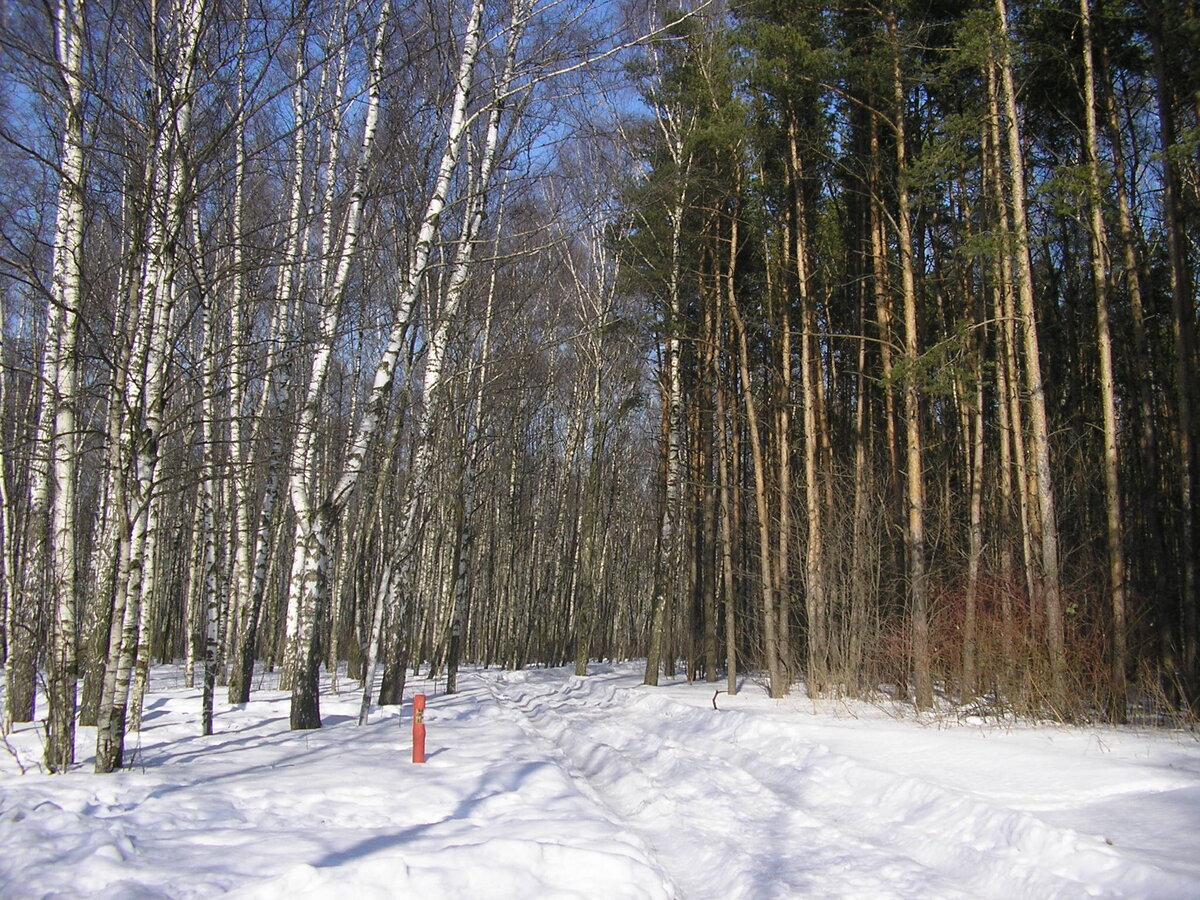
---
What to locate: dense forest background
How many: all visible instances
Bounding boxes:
[1,0,1197,773]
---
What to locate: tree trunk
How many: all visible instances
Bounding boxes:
[96,0,207,771]
[282,0,394,723]
[788,121,822,697]
[645,156,688,687]
[995,0,1067,712]
[1148,8,1199,692]
[1099,41,1169,662]
[44,0,86,771]
[358,564,391,725]
[889,15,932,709]
[714,300,739,696]
[727,198,786,698]
[1079,0,1128,720]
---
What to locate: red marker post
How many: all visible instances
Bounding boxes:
[412,694,426,763]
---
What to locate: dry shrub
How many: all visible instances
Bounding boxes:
[860,624,912,702]
[861,566,1185,723]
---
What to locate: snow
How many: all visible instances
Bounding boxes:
[2,664,1199,899]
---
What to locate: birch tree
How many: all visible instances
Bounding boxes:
[639,19,694,687]
[283,0,394,729]
[44,0,87,771]
[226,8,318,706]
[418,0,526,697]
[284,0,498,729]
[95,0,209,773]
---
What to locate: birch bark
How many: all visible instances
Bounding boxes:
[403,1,523,696]
[288,0,493,728]
[644,136,689,687]
[227,14,314,705]
[285,0,392,728]
[95,0,208,772]
[44,0,87,771]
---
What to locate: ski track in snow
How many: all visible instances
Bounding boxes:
[484,669,1199,899]
[486,671,964,900]
[1,663,1199,899]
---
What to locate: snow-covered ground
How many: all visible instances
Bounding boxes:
[2,664,1199,899]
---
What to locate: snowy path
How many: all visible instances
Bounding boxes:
[482,669,1198,900]
[485,671,975,899]
[2,663,1199,899]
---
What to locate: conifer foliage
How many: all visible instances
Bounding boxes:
[626,0,1200,720]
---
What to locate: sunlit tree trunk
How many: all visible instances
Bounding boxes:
[96,0,208,772]
[10,325,50,731]
[285,0,392,728]
[726,198,786,698]
[714,296,738,696]
[889,14,931,709]
[994,0,1066,712]
[1099,43,1168,647]
[196,229,225,736]
[226,14,313,705]
[223,0,252,694]
[357,562,392,724]
[44,0,87,771]
[962,336,986,702]
[431,11,522,690]
[0,327,13,718]
[986,59,1035,674]
[645,151,688,687]
[701,298,720,684]
[287,0,499,728]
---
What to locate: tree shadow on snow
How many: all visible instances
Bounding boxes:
[311,760,552,869]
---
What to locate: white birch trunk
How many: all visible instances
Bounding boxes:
[0,324,12,717]
[194,212,225,736]
[181,488,204,692]
[228,83,309,702]
[326,0,486,516]
[286,0,496,728]
[11,286,56,731]
[357,562,392,724]
[644,134,688,687]
[223,0,251,687]
[95,0,207,772]
[279,5,357,688]
[44,0,87,771]
[285,0,394,727]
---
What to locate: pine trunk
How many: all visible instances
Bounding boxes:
[1079,0,1128,720]
[995,0,1067,712]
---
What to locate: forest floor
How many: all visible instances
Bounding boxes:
[2,662,1199,899]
